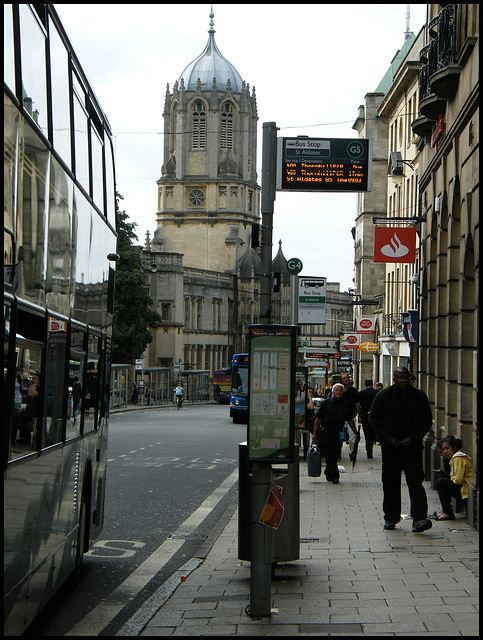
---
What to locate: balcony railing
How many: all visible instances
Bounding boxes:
[416,4,460,122]
[383,313,403,336]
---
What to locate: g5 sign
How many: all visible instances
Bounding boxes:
[277,137,372,193]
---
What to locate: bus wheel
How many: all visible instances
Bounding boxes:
[68,488,88,588]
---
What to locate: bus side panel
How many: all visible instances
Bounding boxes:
[4,461,40,636]
[25,447,64,625]
[88,419,109,542]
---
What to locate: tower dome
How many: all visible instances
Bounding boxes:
[178,9,243,92]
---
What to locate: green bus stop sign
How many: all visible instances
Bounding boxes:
[287,258,303,275]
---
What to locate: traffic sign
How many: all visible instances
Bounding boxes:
[286,257,303,275]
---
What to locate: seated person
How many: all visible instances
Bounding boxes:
[432,435,473,520]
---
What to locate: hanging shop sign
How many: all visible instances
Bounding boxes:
[359,341,379,353]
[356,316,376,334]
[342,333,360,349]
[373,227,417,263]
[402,310,419,344]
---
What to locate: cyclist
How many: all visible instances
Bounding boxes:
[174,382,185,408]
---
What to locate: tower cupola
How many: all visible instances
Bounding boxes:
[178,10,243,92]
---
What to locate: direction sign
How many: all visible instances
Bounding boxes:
[286,257,303,275]
[276,137,372,193]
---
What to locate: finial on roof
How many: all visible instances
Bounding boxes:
[209,5,215,32]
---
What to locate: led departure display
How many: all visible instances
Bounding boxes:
[276,137,372,193]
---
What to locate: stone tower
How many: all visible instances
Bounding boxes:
[152,9,260,272]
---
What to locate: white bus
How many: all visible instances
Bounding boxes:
[4,5,117,634]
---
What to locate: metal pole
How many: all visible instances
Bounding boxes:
[249,122,277,618]
[259,122,277,324]
[290,274,298,325]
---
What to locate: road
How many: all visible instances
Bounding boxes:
[25,403,245,636]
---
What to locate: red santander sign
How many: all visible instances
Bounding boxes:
[374,227,416,263]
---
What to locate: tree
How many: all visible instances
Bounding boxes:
[112,194,161,363]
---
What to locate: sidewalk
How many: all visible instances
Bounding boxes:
[122,440,479,636]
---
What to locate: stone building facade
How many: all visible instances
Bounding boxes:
[415,4,479,526]
[352,5,479,528]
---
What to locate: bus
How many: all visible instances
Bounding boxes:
[213,368,231,403]
[4,5,117,634]
[229,353,249,423]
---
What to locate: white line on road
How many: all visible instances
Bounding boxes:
[65,468,239,636]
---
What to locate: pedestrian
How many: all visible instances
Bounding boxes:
[358,379,378,458]
[214,384,221,404]
[431,435,474,520]
[339,373,361,462]
[132,382,138,404]
[369,366,433,532]
[312,383,358,484]
[375,381,384,391]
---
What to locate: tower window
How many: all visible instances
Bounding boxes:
[188,189,205,207]
[192,101,206,149]
[221,102,233,149]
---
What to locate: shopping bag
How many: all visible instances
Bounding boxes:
[307,444,321,477]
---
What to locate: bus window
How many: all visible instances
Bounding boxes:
[84,333,101,432]
[66,326,86,440]
[10,339,43,461]
[41,318,68,448]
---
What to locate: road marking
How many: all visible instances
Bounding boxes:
[86,540,146,558]
[65,467,238,636]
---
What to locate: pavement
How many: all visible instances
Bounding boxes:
[111,412,479,636]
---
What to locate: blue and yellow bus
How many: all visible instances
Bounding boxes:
[229,353,249,423]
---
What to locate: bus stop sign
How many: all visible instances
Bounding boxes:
[276,137,372,193]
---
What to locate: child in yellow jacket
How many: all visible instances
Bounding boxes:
[432,435,474,520]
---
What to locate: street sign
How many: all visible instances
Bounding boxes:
[276,137,372,193]
[298,276,326,325]
[286,257,303,275]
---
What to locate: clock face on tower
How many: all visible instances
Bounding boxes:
[188,189,205,206]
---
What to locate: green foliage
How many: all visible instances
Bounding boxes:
[112,194,161,363]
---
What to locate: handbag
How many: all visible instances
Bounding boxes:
[307,444,322,477]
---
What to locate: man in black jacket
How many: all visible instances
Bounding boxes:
[312,384,357,484]
[358,379,378,459]
[369,367,433,533]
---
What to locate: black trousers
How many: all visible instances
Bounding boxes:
[381,444,428,522]
[316,428,340,482]
[361,417,376,456]
[435,476,461,516]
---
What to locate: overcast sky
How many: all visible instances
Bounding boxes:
[55,4,428,291]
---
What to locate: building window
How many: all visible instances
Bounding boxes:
[221,102,233,149]
[192,101,206,149]
[160,303,171,321]
[188,189,205,207]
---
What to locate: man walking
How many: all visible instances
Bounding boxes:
[369,367,433,533]
[358,379,378,458]
[339,373,361,462]
[312,383,357,484]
